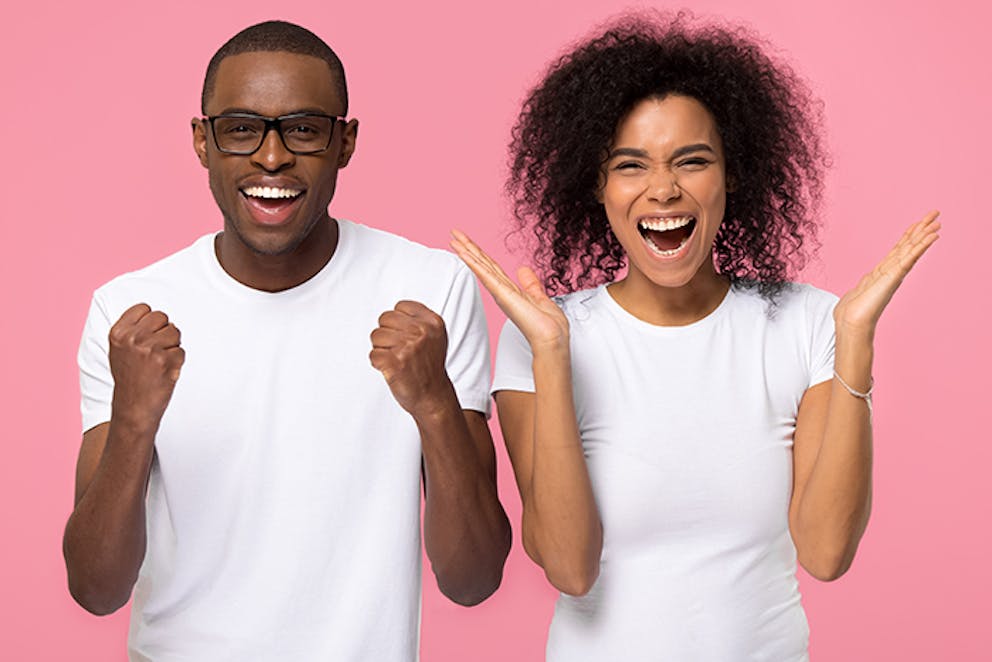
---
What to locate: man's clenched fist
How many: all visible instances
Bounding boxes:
[108,303,185,432]
[369,301,453,418]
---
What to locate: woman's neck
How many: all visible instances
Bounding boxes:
[607,261,730,326]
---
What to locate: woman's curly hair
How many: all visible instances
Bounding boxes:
[507,12,829,300]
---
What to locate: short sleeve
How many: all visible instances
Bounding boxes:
[491,319,536,395]
[805,286,839,388]
[440,264,492,417]
[78,294,114,433]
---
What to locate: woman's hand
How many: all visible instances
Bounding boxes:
[450,229,570,352]
[833,211,941,339]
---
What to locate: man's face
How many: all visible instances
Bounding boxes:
[193,51,357,256]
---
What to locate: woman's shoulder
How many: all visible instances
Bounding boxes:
[731,281,838,317]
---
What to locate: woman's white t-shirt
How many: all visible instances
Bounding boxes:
[492,282,837,662]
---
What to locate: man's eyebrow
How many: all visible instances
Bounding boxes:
[607,143,716,160]
[213,107,336,117]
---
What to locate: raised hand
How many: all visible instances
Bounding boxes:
[450,229,569,352]
[108,303,185,432]
[369,301,452,417]
[833,211,941,338]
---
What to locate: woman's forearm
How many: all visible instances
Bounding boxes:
[794,331,874,580]
[524,343,603,595]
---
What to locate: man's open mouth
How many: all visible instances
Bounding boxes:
[637,215,696,257]
[239,186,305,224]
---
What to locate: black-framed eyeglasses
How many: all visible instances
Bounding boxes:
[202,112,346,155]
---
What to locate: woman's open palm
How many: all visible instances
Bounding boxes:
[834,211,941,336]
[450,229,570,350]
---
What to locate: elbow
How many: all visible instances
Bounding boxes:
[798,547,856,582]
[545,563,600,597]
[66,575,130,616]
[525,530,601,597]
[438,569,505,607]
[436,521,512,607]
[63,536,134,616]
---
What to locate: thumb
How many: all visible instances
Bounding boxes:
[517,266,550,302]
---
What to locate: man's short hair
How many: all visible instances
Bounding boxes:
[201,20,348,114]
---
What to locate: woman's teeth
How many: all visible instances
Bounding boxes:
[241,186,302,199]
[638,215,694,231]
[644,234,690,256]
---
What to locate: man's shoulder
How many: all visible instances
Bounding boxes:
[342,220,464,280]
[92,234,213,302]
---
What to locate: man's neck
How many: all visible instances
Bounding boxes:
[214,217,339,292]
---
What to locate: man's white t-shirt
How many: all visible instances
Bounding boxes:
[492,283,837,662]
[78,219,491,661]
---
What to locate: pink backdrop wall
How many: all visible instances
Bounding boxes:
[2,0,988,659]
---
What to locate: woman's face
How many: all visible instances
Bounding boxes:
[600,95,728,290]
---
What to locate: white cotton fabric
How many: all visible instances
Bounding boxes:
[78,219,491,662]
[492,283,837,662]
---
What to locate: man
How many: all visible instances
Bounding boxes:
[63,20,511,661]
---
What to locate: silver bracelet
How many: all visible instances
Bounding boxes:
[833,370,874,421]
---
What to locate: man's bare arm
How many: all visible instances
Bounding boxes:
[63,304,184,614]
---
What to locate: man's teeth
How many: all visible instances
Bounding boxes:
[638,215,694,231]
[242,186,302,199]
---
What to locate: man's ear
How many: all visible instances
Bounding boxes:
[191,118,209,168]
[337,119,359,169]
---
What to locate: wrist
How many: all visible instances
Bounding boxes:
[531,339,571,364]
[109,405,162,441]
[408,378,460,423]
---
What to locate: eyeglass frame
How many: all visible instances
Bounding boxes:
[201,112,348,155]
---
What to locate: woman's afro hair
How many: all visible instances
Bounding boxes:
[506,11,829,300]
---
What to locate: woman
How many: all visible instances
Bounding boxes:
[451,13,939,661]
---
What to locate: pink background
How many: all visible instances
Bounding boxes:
[2,0,988,659]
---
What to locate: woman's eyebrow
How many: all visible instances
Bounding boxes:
[608,143,716,160]
[671,143,716,158]
[608,147,650,159]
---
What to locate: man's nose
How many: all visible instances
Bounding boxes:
[251,126,295,171]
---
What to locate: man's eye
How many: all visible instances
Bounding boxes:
[225,124,258,134]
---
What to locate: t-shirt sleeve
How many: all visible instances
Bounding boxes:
[806,286,839,388]
[78,293,114,434]
[491,319,536,395]
[441,264,492,417]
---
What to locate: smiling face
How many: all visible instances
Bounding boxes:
[193,51,357,258]
[601,95,728,294]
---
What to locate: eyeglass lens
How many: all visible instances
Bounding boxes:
[213,115,335,154]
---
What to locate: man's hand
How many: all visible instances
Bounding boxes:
[109,303,185,432]
[369,301,453,418]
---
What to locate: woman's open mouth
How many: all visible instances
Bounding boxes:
[637,215,697,257]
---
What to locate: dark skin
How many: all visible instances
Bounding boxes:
[63,50,510,615]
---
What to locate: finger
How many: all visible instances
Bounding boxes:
[394,300,436,319]
[897,231,939,273]
[369,348,394,375]
[370,327,401,348]
[117,303,152,326]
[166,347,185,381]
[450,230,514,284]
[517,266,551,302]
[136,310,170,334]
[378,309,416,330]
[152,323,182,349]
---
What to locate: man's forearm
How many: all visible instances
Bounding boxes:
[416,385,511,606]
[63,419,155,615]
